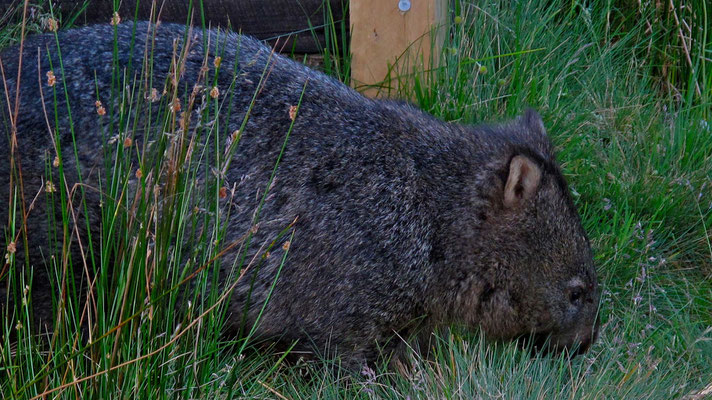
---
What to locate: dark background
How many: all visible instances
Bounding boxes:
[0,0,348,53]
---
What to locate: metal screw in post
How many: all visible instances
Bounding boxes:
[398,0,411,12]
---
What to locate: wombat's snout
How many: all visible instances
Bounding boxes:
[572,292,601,355]
[571,316,599,355]
[524,313,600,357]
[577,313,601,354]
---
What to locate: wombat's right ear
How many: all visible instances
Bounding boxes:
[523,108,546,137]
[503,155,542,208]
[522,108,555,156]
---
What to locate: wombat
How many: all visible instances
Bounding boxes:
[0,21,599,366]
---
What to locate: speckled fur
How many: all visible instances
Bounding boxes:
[0,22,599,367]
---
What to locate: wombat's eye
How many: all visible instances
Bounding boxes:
[569,287,583,305]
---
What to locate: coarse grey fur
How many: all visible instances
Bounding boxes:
[0,22,599,367]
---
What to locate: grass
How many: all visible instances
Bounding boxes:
[1,0,711,398]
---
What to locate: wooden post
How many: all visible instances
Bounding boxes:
[350,0,448,98]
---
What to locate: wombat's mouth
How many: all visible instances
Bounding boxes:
[518,318,599,357]
[517,334,587,357]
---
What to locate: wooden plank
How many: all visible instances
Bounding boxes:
[0,0,348,54]
[350,0,448,97]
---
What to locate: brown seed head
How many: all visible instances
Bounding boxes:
[46,18,58,32]
[170,98,181,113]
[45,181,56,193]
[95,100,106,116]
[179,111,189,130]
[46,70,56,87]
[146,88,159,102]
[110,12,121,26]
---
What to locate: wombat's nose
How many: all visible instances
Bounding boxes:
[574,314,600,355]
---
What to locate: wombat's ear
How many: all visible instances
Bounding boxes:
[503,155,542,208]
[523,108,547,137]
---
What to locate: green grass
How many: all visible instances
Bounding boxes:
[1,0,711,398]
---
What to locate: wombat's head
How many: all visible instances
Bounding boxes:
[450,109,599,355]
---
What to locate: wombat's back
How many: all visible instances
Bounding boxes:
[0,22,443,349]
